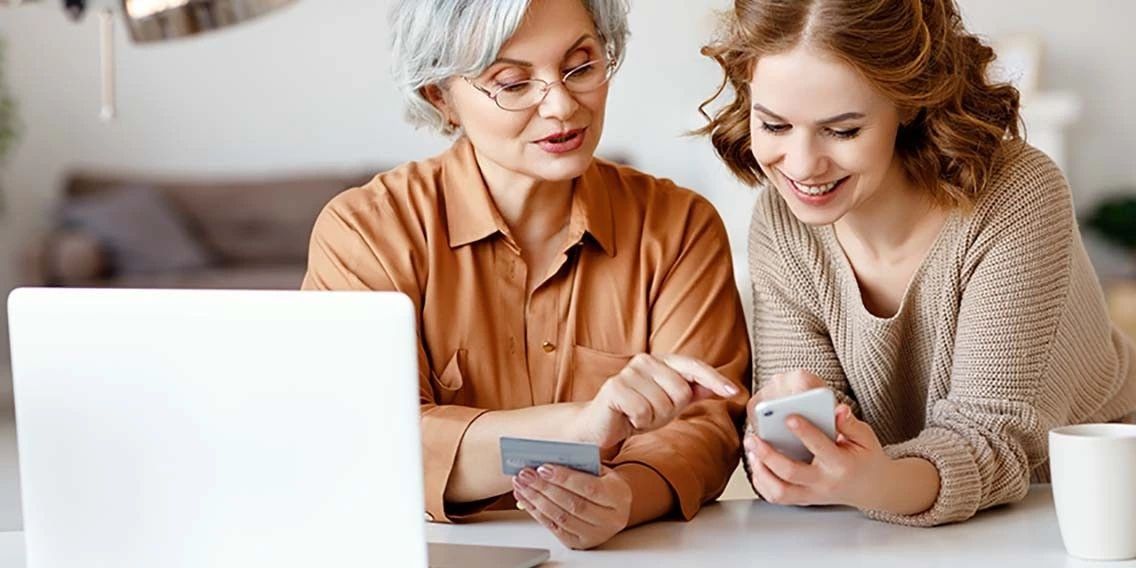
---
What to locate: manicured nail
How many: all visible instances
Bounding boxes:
[519,469,538,483]
[537,465,554,479]
[786,417,800,430]
[747,451,757,464]
[723,384,739,396]
[514,494,526,510]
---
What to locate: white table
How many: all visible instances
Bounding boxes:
[0,485,1132,567]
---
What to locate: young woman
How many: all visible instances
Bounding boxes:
[303,0,750,549]
[699,0,1136,526]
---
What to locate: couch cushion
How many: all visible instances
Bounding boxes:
[100,265,307,290]
[164,178,349,264]
[58,187,213,275]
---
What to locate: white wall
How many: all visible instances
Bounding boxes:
[957,0,1136,208]
[1,0,1134,366]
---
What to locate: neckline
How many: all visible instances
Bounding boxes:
[821,210,960,324]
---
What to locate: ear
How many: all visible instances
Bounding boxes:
[899,106,922,126]
[421,83,459,129]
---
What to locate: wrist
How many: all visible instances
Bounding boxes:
[565,399,627,453]
[852,457,901,511]
[858,457,939,515]
[563,401,599,443]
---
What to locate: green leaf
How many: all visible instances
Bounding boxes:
[0,34,19,165]
[1084,194,1136,251]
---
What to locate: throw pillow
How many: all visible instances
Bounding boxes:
[58,186,212,275]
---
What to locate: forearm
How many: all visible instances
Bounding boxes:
[444,402,588,503]
[862,457,940,516]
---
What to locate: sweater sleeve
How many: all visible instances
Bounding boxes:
[865,146,1126,526]
[749,188,858,411]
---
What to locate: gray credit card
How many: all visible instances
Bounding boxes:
[500,436,601,476]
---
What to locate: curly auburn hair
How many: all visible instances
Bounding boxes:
[697,0,1022,209]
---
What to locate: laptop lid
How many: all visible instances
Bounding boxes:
[8,288,426,568]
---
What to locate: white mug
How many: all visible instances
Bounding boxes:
[1049,423,1136,561]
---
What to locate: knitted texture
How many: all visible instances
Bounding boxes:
[748,140,1136,527]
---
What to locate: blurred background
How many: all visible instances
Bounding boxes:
[0,0,1134,529]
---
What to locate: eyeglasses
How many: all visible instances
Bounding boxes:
[463,58,618,112]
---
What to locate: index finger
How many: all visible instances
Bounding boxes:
[656,354,740,398]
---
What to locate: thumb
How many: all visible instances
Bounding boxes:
[835,404,872,445]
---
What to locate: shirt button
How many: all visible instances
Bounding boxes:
[541,341,556,353]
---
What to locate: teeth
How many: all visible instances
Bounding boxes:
[791,178,840,195]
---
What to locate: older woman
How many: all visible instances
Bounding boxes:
[699,0,1136,526]
[302,0,750,550]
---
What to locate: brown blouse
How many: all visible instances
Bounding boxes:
[302,137,750,522]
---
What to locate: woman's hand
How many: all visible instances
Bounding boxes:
[746,369,828,428]
[744,403,895,509]
[571,354,740,450]
[512,465,632,550]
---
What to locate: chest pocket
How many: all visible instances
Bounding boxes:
[430,349,467,405]
[567,345,633,401]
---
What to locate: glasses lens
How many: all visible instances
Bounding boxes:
[490,59,614,111]
[495,80,545,111]
[564,60,611,93]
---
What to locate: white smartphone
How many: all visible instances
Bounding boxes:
[753,388,838,462]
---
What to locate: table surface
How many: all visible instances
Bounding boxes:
[0,485,1131,567]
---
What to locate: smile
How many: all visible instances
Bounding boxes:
[782,173,849,196]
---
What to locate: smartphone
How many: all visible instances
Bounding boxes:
[753,387,838,462]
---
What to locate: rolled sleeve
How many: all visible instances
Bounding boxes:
[609,397,746,520]
[864,428,984,526]
[419,405,491,522]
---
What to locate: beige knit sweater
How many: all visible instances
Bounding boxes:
[748,140,1136,527]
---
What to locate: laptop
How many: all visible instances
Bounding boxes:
[7,288,549,568]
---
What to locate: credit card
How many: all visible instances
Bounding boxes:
[499,436,601,476]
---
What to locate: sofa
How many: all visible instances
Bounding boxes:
[21,169,377,290]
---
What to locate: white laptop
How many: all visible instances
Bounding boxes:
[7,288,548,568]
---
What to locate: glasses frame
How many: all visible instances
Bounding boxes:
[463,57,619,112]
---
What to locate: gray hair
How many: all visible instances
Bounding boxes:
[390,0,631,135]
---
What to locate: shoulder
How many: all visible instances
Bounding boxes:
[595,160,713,208]
[955,140,1078,281]
[593,160,725,229]
[314,151,448,237]
[972,140,1074,225]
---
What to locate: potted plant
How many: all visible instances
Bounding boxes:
[1084,192,1136,338]
[1084,193,1136,261]
[1,34,20,214]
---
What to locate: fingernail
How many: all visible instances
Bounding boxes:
[723,384,739,396]
[747,451,757,464]
[519,469,538,483]
[537,465,554,479]
[514,494,526,510]
[786,417,800,430]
